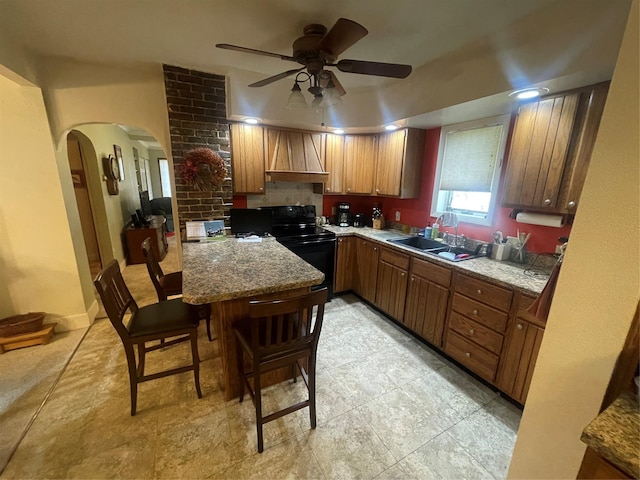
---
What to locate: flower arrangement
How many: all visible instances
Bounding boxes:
[180,148,227,191]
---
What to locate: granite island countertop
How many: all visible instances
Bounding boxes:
[182,237,324,304]
[581,390,640,478]
[323,226,550,295]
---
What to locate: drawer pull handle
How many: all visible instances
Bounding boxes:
[465,352,471,357]
[477,289,482,295]
[517,323,523,330]
[469,329,475,335]
[472,309,478,315]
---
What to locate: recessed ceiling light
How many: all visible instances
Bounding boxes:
[333,129,345,134]
[244,118,259,124]
[508,87,550,100]
[384,124,399,131]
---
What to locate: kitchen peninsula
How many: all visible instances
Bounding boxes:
[182,237,324,400]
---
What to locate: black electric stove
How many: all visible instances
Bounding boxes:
[256,205,336,297]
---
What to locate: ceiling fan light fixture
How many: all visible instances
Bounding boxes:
[321,82,342,107]
[509,87,549,100]
[311,94,324,110]
[286,82,308,109]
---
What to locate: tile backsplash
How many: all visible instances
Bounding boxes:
[246,182,323,212]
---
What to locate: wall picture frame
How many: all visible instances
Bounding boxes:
[113,144,125,181]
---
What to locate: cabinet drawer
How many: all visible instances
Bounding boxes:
[410,257,452,287]
[451,294,508,333]
[445,331,499,382]
[455,274,513,311]
[380,247,410,270]
[448,312,504,355]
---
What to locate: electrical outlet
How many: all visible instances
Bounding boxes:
[395,211,401,221]
[555,244,564,254]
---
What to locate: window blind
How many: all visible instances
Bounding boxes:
[439,124,503,192]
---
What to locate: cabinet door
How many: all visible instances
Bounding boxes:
[324,134,345,194]
[375,130,405,196]
[334,236,355,293]
[502,93,579,209]
[230,123,265,194]
[405,274,449,347]
[344,135,377,194]
[355,239,379,303]
[555,82,609,213]
[497,318,544,404]
[375,261,408,322]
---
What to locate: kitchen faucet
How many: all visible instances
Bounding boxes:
[437,212,460,247]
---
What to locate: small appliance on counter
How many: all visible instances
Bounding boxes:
[353,213,365,227]
[337,202,351,227]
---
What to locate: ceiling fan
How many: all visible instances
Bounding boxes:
[216,18,412,102]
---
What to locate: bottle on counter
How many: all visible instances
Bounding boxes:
[431,222,439,239]
[424,222,432,239]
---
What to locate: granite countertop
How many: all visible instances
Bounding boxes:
[181,237,324,304]
[581,390,640,478]
[323,226,550,295]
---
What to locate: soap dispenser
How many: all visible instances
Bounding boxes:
[424,222,432,239]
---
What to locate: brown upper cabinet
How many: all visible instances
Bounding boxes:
[323,133,345,194]
[230,123,266,194]
[502,82,609,214]
[343,134,378,194]
[375,128,426,198]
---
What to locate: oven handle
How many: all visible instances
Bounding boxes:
[280,239,336,247]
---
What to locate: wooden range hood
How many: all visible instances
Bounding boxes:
[265,129,329,183]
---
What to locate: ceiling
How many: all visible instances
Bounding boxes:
[0,0,632,140]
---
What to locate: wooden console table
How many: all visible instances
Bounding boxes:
[125,215,167,265]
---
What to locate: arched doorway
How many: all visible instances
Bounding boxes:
[67,132,102,277]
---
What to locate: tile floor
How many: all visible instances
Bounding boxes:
[1,243,522,480]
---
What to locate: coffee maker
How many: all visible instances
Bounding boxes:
[337,202,351,227]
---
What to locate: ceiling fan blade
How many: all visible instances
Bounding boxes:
[248,68,305,87]
[316,18,368,58]
[216,43,297,62]
[328,71,347,96]
[335,59,412,78]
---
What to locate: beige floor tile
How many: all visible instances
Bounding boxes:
[375,431,494,480]
[308,409,397,479]
[446,398,521,479]
[357,388,454,460]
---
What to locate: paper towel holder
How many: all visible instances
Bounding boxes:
[509,208,523,219]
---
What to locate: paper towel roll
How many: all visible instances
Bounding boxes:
[515,212,564,227]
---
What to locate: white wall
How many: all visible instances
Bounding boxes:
[508,1,639,477]
[0,74,88,330]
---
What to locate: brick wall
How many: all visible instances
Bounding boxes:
[162,65,232,233]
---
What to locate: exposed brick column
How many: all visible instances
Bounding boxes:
[162,65,232,233]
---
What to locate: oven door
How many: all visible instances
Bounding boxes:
[280,238,335,298]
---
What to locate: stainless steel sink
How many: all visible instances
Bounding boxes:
[387,237,481,262]
[387,237,445,250]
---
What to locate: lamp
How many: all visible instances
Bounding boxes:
[285,71,342,110]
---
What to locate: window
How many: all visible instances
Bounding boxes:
[431,115,510,226]
[159,158,172,197]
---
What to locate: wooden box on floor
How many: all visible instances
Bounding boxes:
[0,323,56,354]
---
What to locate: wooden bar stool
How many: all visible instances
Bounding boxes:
[141,237,213,341]
[94,260,202,415]
[233,288,328,452]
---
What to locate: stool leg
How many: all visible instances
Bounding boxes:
[190,330,202,398]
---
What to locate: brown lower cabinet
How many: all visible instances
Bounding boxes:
[354,239,379,303]
[375,248,410,322]
[404,257,451,348]
[334,234,546,405]
[496,294,545,404]
[334,236,355,293]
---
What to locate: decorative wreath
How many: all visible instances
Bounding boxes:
[180,148,227,191]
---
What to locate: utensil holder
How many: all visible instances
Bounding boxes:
[491,243,511,261]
